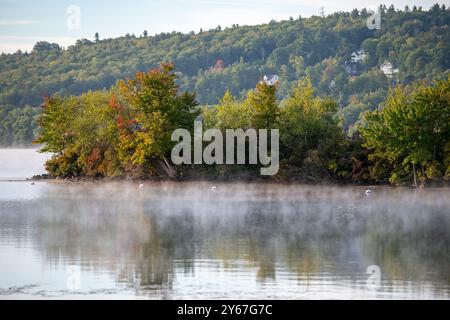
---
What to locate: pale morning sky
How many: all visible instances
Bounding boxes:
[0,0,449,53]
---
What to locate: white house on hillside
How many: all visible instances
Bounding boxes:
[350,49,367,63]
[262,75,280,86]
[380,60,399,78]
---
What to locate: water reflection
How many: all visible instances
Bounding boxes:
[0,181,449,299]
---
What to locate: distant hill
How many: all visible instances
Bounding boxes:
[0,4,449,146]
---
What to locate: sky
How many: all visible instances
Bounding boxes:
[0,0,449,53]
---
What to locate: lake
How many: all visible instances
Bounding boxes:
[0,149,449,300]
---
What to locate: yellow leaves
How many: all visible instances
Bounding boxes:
[111,64,198,174]
[425,161,441,180]
[281,78,327,122]
[214,91,253,130]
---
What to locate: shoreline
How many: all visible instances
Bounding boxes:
[28,173,370,185]
[24,174,450,189]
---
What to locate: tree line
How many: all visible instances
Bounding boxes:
[36,64,450,186]
[1,4,449,146]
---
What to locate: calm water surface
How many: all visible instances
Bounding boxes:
[0,149,449,299]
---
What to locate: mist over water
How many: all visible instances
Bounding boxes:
[0,149,50,181]
[0,149,449,299]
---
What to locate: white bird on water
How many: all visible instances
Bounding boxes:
[139,184,144,189]
[211,186,217,192]
[365,189,372,196]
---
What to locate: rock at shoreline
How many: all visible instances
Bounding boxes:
[31,174,50,181]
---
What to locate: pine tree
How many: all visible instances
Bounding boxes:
[246,82,278,129]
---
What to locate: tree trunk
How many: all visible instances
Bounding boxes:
[412,162,418,188]
[158,157,176,178]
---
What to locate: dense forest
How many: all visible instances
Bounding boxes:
[1,4,449,146]
[36,63,449,186]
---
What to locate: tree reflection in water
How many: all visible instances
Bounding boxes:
[1,183,449,299]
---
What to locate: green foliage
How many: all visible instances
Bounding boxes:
[277,78,344,179]
[1,6,449,145]
[0,106,40,146]
[113,64,198,174]
[247,82,278,129]
[203,90,253,130]
[3,6,449,185]
[204,82,279,131]
[34,67,449,184]
[361,78,450,185]
[36,64,198,178]
[197,78,349,181]
[35,92,119,177]
[36,69,350,181]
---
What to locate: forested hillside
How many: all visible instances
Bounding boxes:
[0,4,449,146]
